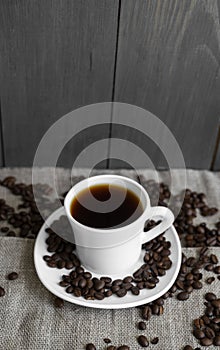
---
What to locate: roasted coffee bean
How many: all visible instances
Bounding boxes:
[123,276,133,283]
[54,297,64,308]
[211,299,220,308]
[213,336,220,346]
[85,343,96,350]
[117,346,130,350]
[7,231,16,237]
[111,285,120,293]
[193,329,205,339]
[43,255,51,262]
[150,337,159,344]
[105,290,113,297]
[137,335,149,347]
[204,327,215,339]
[194,318,205,328]
[206,277,215,284]
[116,288,127,297]
[94,280,105,291]
[151,304,159,315]
[0,287,5,297]
[214,266,220,274]
[78,278,87,289]
[94,292,104,300]
[192,281,202,289]
[177,292,189,301]
[1,226,9,232]
[103,338,111,344]
[200,337,213,346]
[138,321,146,330]
[205,307,214,317]
[7,272,18,280]
[183,346,193,350]
[100,277,112,284]
[210,254,218,264]
[65,261,74,270]
[131,286,140,295]
[83,272,92,279]
[205,264,214,271]
[66,286,73,294]
[73,288,82,297]
[57,260,65,269]
[205,293,217,302]
[112,279,123,286]
[107,346,116,350]
[142,306,152,320]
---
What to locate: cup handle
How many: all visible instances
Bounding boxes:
[142,206,174,244]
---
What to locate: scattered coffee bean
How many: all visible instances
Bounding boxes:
[206,277,215,285]
[150,337,159,344]
[177,292,189,301]
[138,321,146,330]
[103,338,111,344]
[117,346,130,350]
[0,287,5,297]
[205,293,217,302]
[85,344,96,350]
[7,272,18,280]
[200,337,213,346]
[183,346,193,350]
[137,335,149,347]
[54,297,64,308]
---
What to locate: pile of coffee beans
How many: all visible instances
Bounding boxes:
[86,344,130,350]
[0,176,60,238]
[138,176,219,248]
[0,271,19,298]
[44,217,172,300]
[192,293,220,346]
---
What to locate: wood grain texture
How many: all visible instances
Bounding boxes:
[110,0,220,169]
[0,0,119,167]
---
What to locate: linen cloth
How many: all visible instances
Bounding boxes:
[0,168,219,350]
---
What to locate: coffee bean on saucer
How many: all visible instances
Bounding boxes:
[85,343,96,350]
[138,321,146,330]
[150,337,159,345]
[94,279,105,291]
[116,288,127,297]
[54,297,64,308]
[137,335,149,347]
[7,272,18,280]
[0,287,5,297]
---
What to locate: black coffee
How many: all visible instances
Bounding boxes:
[70,184,143,229]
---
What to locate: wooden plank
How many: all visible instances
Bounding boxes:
[0,104,4,166]
[212,125,220,170]
[110,0,220,169]
[0,0,119,167]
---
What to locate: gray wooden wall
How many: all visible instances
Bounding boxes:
[0,0,219,169]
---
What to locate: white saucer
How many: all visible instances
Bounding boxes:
[34,207,181,309]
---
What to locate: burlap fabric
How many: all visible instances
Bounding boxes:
[0,169,219,350]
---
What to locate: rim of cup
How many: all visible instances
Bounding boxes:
[64,174,150,233]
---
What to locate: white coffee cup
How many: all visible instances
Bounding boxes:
[64,175,174,275]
